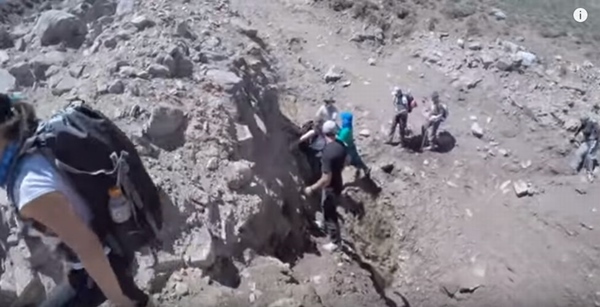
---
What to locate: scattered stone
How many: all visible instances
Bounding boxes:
[0,69,16,92]
[468,42,482,51]
[498,148,509,157]
[520,160,532,169]
[0,27,13,49]
[496,57,517,71]
[116,0,135,16]
[0,51,8,64]
[9,62,35,87]
[146,64,171,78]
[471,122,484,138]
[457,39,465,49]
[34,10,88,48]
[144,105,186,141]
[501,40,520,54]
[324,66,343,83]
[184,227,216,268]
[480,53,495,69]
[131,15,156,31]
[104,36,117,49]
[226,160,254,190]
[169,48,194,78]
[341,80,352,87]
[119,66,139,78]
[380,162,394,173]
[176,21,196,40]
[206,158,219,171]
[513,180,529,197]
[515,51,537,67]
[359,129,371,137]
[368,58,376,66]
[51,75,78,96]
[490,8,507,20]
[206,69,242,93]
[232,18,258,38]
[108,79,125,94]
[15,38,26,52]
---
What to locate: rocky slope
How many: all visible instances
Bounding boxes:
[1,0,600,306]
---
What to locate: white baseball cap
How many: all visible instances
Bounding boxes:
[322,120,338,135]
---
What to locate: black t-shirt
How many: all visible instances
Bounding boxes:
[321,139,347,195]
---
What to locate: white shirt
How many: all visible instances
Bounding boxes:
[315,104,339,123]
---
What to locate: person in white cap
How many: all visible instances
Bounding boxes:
[304,120,346,250]
[315,98,339,124]
[387,87,416,145]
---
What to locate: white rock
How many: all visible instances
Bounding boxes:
[206,69,242,93]
[206,158,218,171]
[515,51,537,67]
[324,66,343,83]
[359,129,371,137]
[184,227,216,268]
[457,39,465,49]
[0,69,17,92]
[491,9,507,20]
[368,58,376,66]
[116,0,135,16]
[513,180,529,197]
[131,15,156,31]
[0,51,8,64]
[146,64,170,78]
[471,122,484,138]
[226,160,255,190]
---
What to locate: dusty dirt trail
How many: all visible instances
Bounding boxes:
[231,0,600,306]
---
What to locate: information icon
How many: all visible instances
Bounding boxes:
[574,8,588,23]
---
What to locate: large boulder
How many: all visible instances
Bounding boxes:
[9,62,35,87]
[33,10,88,48]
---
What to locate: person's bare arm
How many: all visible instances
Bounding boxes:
[20,192,135,307]
[308,173,332,192]
[299,129,316,143]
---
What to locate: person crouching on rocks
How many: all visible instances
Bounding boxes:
[570,115,599,181]
[422,91,449,151]
[337,112,370,178]
[304,120,347,251]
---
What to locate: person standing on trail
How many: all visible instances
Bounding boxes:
[337,112,370,178]
[387,87,416,145]
[0,93,156,307]
[304,120,347,250]
[315,98,339,124]
[422,91,449,151]
[571,115,599,181]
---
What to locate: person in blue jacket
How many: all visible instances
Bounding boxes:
[337,112,370,177]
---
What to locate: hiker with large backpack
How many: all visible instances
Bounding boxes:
[386,87,416,145]
[421,91,449,151]
[0,93,161,307]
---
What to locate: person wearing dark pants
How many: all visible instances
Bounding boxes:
[304,120,347,249]
[387,87,415,145]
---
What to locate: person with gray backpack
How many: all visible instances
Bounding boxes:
[386,87,416,145]
[570,115,599,181]
[0,93,160,307]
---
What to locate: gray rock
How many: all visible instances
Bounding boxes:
[457,38,465,49]
[116,0,135,16]
[231,18,258,38]
[480,53,495,69]
[471,122,484,138]
[0,27,13,49]
[146,64,170,78]
[496,57,516,71]
[501,40,519,53]
[468,42,482,51]
[513,180,529,197]
[206,69,242,93]
[131,15,156,31]
[118,66,139,78]
[144,105,186,139]
[324,66,342,83]
[206,158,219,171]
[171,56,193,78]
[184,227,216,268]
[104,37,117,49]
[0,69,16,92]
[51,75,78,96]
[0,51,9,64]
[84,0,116,22]
[380,162,394,173]
[29,51,68,81]
[34,10,87,48]
[156,54,176,73]
[9,62,35,87]
[108,79,125,94]
[368,58,376,66]
[176,21,196,40]
[491,8,507,20]
[15,38,26,52]
[515,51,537,67]
[226,160,254,190]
